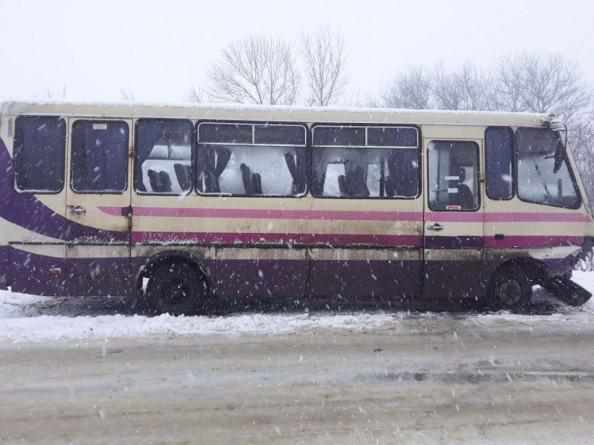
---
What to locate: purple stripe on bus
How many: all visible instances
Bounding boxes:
[100,205,591,224]
[426,235,584,250]
[0,138,127,242]
[7,245,134,297]
[425,236,484,249]
[131,231,422,247]
[484,236,584,248]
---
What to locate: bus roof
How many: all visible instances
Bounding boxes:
[0,100,555,128]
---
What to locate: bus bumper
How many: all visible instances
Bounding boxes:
[537,238,593,281]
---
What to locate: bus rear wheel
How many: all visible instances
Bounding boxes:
[143,261,206,315]
[489,265,533,310]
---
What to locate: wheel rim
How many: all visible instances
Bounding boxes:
[158,277,191,309]
[497,279,523,307]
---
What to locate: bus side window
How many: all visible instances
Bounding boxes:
[134,119,193,195]
[196,122,307,197]
[485,127,514,200]
[311,147,418,199]
[428,141,480,211]
[14,116,66,193]
[311,125,419,199]
[71,121,129,193]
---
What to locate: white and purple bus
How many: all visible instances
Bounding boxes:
[0,101,592,313]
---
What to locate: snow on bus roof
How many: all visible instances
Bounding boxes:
[0,99,554,128]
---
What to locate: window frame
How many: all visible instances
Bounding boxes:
[195,120,310,198]
[514,127,582,210]
[133,118,195,196]
[13,115,66,194]
[427,139,481,212]
[70,119,130,195]
[312,124,419,148]
[485,126,515,201]
[310,123,421,200]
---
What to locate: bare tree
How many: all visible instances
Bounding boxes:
[491,58,527,112]
[381,64,493,111]
[302,28,346,106]
[382,67,432,109]
[570,105,594,199]
[572,104,594,269]
[379,53,591,117]
[494,55,594,202]
[209,36,299,105]
[496,54,591,124]
[433,64,494,111]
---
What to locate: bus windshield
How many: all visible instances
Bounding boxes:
[516,127,581,209]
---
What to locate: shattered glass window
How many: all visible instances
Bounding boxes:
[517,128,581,209]
[14,116,66,192]
[197,122,307,196]
[135,119,193,195]
[311,125,419,198]
[71,121,129,193]
[311,147,419,198]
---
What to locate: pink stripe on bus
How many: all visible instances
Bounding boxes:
[425,213,484,223]
[98,207,124,216]
[102,206,422,221]
[100,206,591,224]
[485,213,590,223]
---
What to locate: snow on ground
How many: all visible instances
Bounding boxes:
[572,270,594,298]
[1,272,594,343]
[0,291,397,342]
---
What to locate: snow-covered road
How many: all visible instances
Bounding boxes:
[2,275,594,444]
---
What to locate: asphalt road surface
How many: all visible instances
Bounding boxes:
[1,310,594,445]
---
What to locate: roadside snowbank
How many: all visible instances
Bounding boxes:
[0,291,50,319]
[1,271,593,343]
[0,291,396,342]
[571,271,594,302]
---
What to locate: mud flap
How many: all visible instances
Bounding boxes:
[544,276,592,307]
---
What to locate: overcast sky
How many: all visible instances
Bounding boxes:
[1,0,593,104]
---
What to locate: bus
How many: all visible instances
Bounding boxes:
[0,101,592,314]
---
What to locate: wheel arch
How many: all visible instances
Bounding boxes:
[487,256,546,288]
[135,250,211,296]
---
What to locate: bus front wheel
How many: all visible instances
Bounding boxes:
[489,265,533,310]
[143,261,206,315]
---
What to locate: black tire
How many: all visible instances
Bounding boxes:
[489,265,533,310]
[143,262,206,315]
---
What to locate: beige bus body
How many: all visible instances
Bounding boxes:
[0,101,592,311]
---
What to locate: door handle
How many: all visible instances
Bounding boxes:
[68,205,87,216]
[427,223,444,232]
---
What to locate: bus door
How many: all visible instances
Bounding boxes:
[65,118,133,296]
[423,138,484,304]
